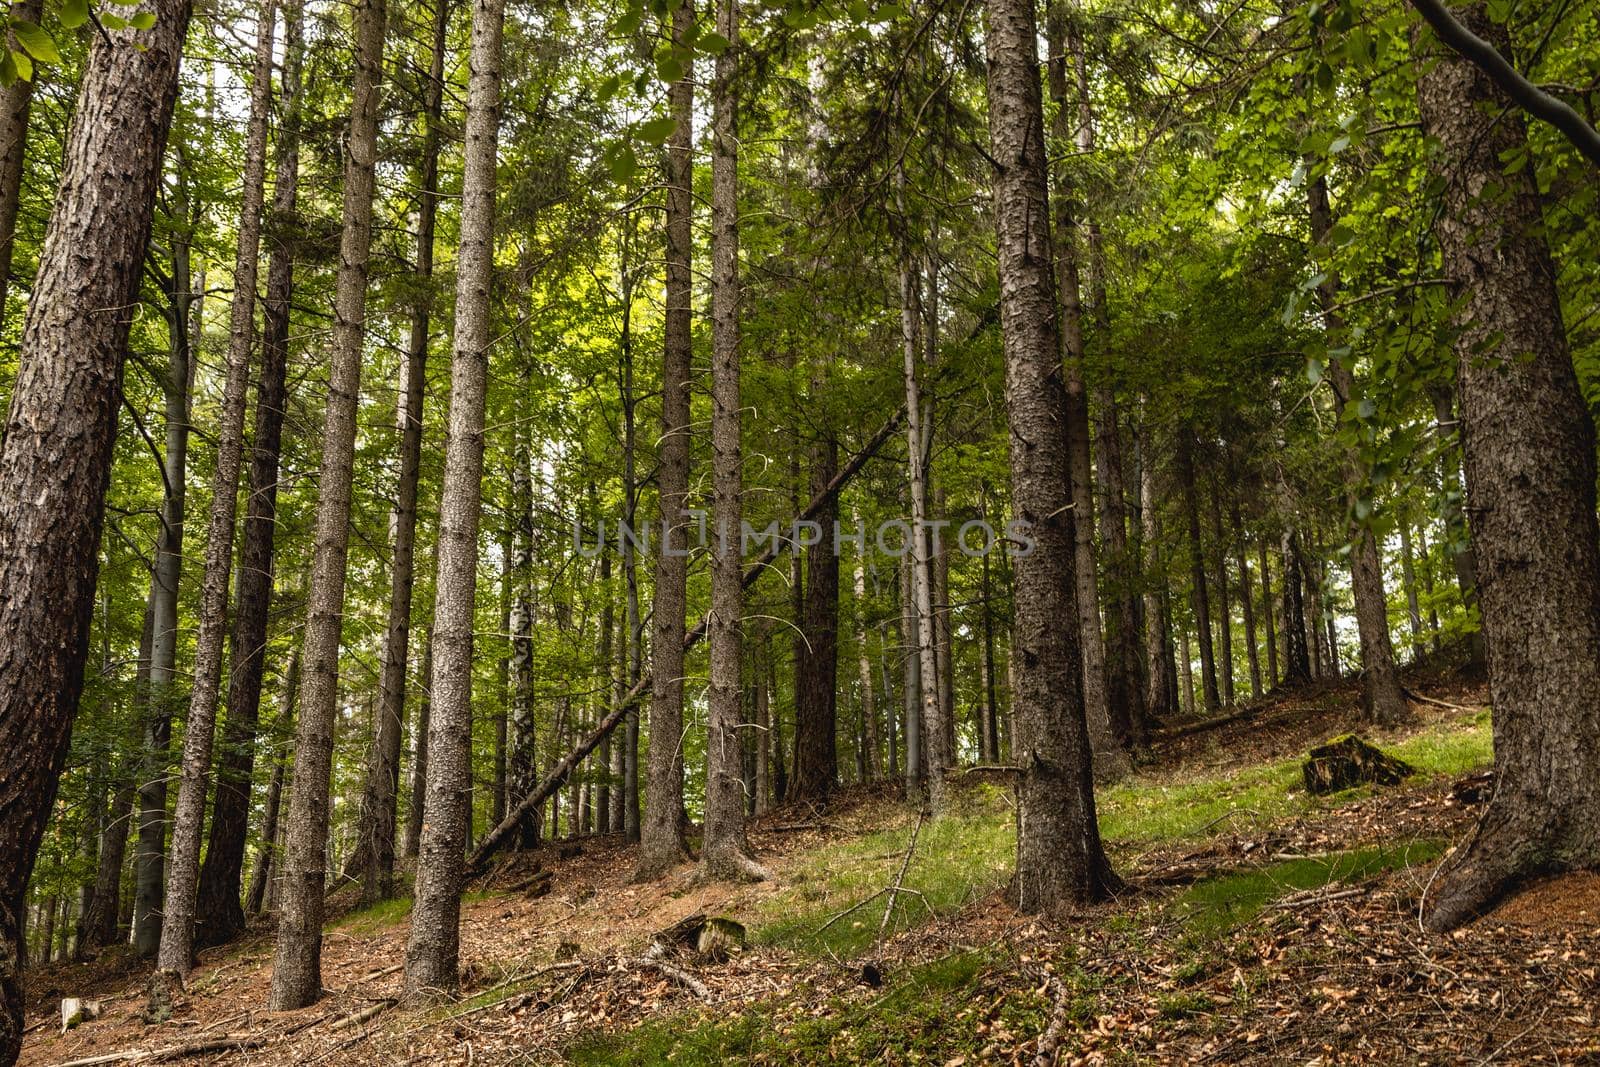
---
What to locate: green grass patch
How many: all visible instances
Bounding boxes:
[753,788,1015,958]
[331,895,413,934]
[1171,841,1446,941]
[566,949,1051,1065]
[1099,710,1491,848]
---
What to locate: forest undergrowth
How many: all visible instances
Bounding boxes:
[19,667,1598,1066]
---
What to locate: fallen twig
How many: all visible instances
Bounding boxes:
[330,998,394,1031]
[630,956,711,1000]
[874,810,927,954]
[52,1034,263,1067]
[1270,885,1366,910]
[1033,974,1070,1066]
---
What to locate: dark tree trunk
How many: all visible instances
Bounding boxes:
[0,0,192,1052]
[635,0,694,880]
[245,654,295,917]
[1178,436,1219,711]
[0,0,41,334]
[1230,501,1262,700]
[1280,531,1311,684]
[985,0,1116,909]
[1258,539,1279,688]
[1417,1,1600,930]
[270,0,386,1008]
[1207,475,1235,708]
[792,437,841,804]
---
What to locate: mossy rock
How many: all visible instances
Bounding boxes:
[1302,734,1414,795]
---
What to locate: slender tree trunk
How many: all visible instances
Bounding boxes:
[245,650,297,916]
[1178,621,1195,717]
[1280,531,1311,683]
[1230,502,1261,700]
[1205,476,1235,707]
[1177,436,1219,711]
[0,0,192,1051]
[700,0,762,880]
[979,512,1001,761]
[1305,172,1411,724]
[1418,525,1442,652]
[270,0,386,1008]
[134,175,196,961]
[1043,11,1124,778]
[895,195,947,804]
[793,437,841,803]
[1258,540,1278,688]
[620,283,642,841]
[349,0,446,904]
[160,0,279,975]
[634,0,695,880]
[1398,520,1424,657]
[404,0,503,992]
[1417,2,1600,928]
[984,0,1116,910]
[853,549,881,779]
[0,0,41,333]
[596,552,614,833]
[194,0,305,949]
[403,631,433,859]
[899,546,922,796]
[754,626,771,813]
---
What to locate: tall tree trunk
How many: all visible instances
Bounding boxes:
[403,630,433,859]
[1207,475,1235,707]
[160,0,279,975]
[984,0,1116,910]
[1258,539,1278,688]
[1398,520,1424,657]
[754,626,771,813]
[1417,2,1600,929]
[619,251,642,840]
[269,0,386,1008]
[792,437,841,803]
[1418,525,1442,652]
[0,0,40,333]
[1177,435,1219,711]
[1043,10,1124,778]
[349,0,447,904]
[404,0,503,992]
[1280,531,1311,683]
[853,549,881,779]
[133,173,197,961]
[596,552,614,833]
[1068,17,1145,752]
[1140,443,1174,720]
[1427,381,1484,667]
[245,653,296,917]
[1178,623,1195,717]
[1305,172,1411,725]
[895,190,946,805]
[899,545,922,795]
[700,0,762,880]
[0,0,192,1050]
[978,503,1001,762]
[195,0,305,949]
[1230,502,1261,700]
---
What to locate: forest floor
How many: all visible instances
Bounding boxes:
[20,663,1600,1065]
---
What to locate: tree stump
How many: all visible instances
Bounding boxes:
[1301,735,1414,795]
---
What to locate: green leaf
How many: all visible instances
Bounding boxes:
[59,0,88,29]
[10,47,28,81]
[655,54,683,83]
[1328,134,1350,154]
[0,51,15,88]
[598,73,623,102]
[1357,397,1376,419]
[12,21,60,65]
[638,115,676,145]
[129,11,155,29]
[99,11,127,30]
[697,31,729,54]
[604,141,637,183]
[1306,357,1324,385]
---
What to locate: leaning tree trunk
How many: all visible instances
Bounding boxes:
[700,0,763,881]
[634,0,694,880]
[404,0,503,994]
[1305,171,1410,726]
[160,0,279,976]
[270,0,385,1009]
[349,0,447,903]
[1416,0,1600,931]
[0,0,192,1054]
[984,0,1117,911]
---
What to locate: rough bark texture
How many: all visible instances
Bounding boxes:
[0,0,40,333]
[0,0,192,1053]
[349,0,447,902]
[194,0,305,949]
[1416,2,1600,931]
[700,0,763,881]
[159,0,279,975]
[507,368,538,848]
[635,0,694,881]
[985,0,1116,911]
[404,0,503,994]
[270,0,385,1008]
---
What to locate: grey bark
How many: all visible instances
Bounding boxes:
[269,0,385,1008]
[404,0,504,993]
